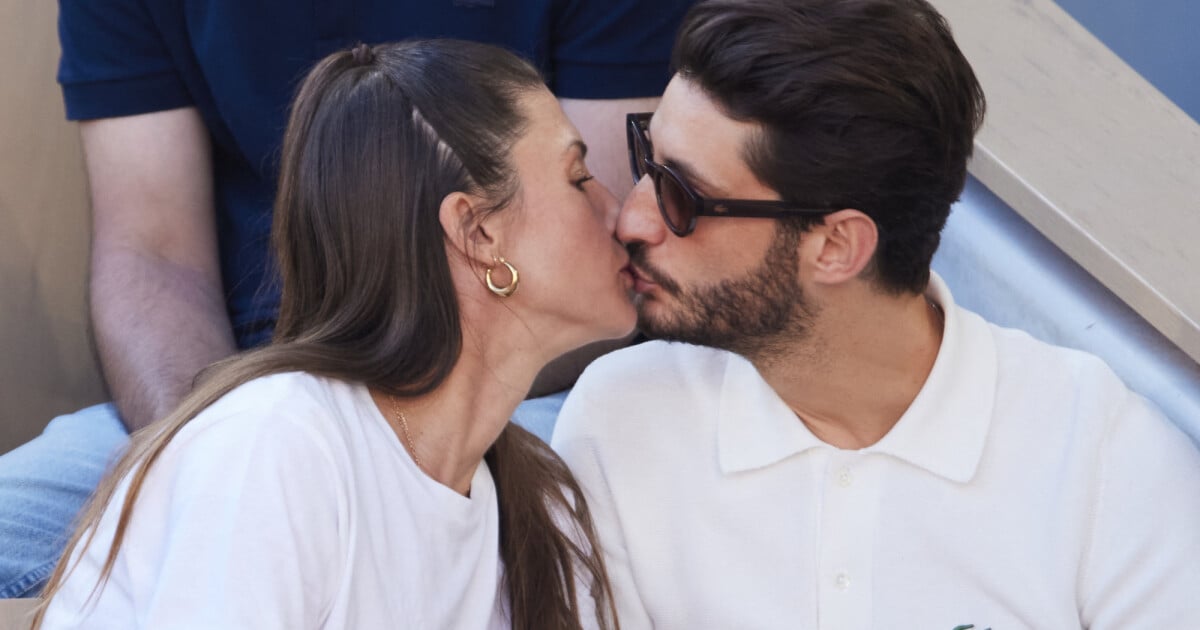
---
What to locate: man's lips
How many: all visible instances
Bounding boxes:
[626,265,658,293]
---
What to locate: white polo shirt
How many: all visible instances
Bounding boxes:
[552,275,1200,630]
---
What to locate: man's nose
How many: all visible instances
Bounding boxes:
[616,175,667,246]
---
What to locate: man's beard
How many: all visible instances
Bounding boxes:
[628,222,815,361]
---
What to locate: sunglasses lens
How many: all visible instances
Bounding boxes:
[654,170,693,234]
[628,120,649,182]
[629,116,695,235]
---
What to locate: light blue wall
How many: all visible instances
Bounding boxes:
[1053,0,1200,122]
[933,178,1200,445]
[940,4,1200,439]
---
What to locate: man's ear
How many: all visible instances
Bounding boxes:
[438,191,499,267]
[806,209,878,284]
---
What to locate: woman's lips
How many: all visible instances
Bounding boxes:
[620,265,635,289]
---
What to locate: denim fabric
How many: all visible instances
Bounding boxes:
[0,391,568,598]
[0,404,129,598]
[511,390,569,445]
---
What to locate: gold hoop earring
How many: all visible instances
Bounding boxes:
[486,257,519,298]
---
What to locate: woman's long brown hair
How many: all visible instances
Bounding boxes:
[33,40,617,630]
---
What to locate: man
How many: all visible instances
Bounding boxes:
[552,0,1200,627]
[0,0,694,598]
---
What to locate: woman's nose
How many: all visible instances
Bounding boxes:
[589,179,622,232]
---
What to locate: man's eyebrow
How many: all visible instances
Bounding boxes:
[663,156,722,197]
[650,114,733,197]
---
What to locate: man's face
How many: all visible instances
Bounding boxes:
[617,75,815,358]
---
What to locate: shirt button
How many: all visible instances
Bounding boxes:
[837,467,853,488]
[835,572,851,591]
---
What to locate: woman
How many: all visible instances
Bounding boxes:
[34,40,634,629]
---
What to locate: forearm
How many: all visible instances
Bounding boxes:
[79,108,228,432]
[91,243,236,432]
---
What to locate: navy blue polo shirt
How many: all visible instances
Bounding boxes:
[58,0,692,349]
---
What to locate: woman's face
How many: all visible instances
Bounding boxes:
[497,88,637,351]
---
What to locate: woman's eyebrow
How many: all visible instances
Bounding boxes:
[563,139,588,159]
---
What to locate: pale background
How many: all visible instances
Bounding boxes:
[0,0,107,454]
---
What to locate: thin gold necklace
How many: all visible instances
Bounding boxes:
[385,396,422,469]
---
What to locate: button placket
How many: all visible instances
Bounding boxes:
[837,466,854,488]
[834,571,851,591]
[817,453,878,629]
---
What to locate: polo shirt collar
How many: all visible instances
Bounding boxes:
[716,273,997,483]
[716,352,824,474]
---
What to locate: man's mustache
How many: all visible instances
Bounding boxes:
[626,243,682,296]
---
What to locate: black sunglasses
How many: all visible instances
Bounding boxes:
[626,112,838,237]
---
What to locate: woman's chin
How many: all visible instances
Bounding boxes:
[571,323,635,350]
[600,307,639,341]
[577,296,638,341]
[567,313,639,354]
[544,299,638,357]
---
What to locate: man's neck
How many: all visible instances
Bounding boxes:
[753,289,944,450]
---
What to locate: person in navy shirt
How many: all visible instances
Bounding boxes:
[0,0,693,599]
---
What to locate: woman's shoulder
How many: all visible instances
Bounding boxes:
[166,371,362,469]
[199,371,355,426]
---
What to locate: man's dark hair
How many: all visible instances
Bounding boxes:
[673,0,986,294]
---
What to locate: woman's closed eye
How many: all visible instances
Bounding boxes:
[571,174,595,191]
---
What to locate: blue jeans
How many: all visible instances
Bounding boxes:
[0,404,129,598]
[0,392,568,598]
[511,390,569,445]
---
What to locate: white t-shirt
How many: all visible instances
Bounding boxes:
[41,372,508,630]
[552,274,1200,630]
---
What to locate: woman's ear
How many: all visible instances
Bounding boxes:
[806,208,879,285]
[439,191,500,267]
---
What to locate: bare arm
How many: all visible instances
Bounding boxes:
[527,97,659,397]
[83,107,237,432]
